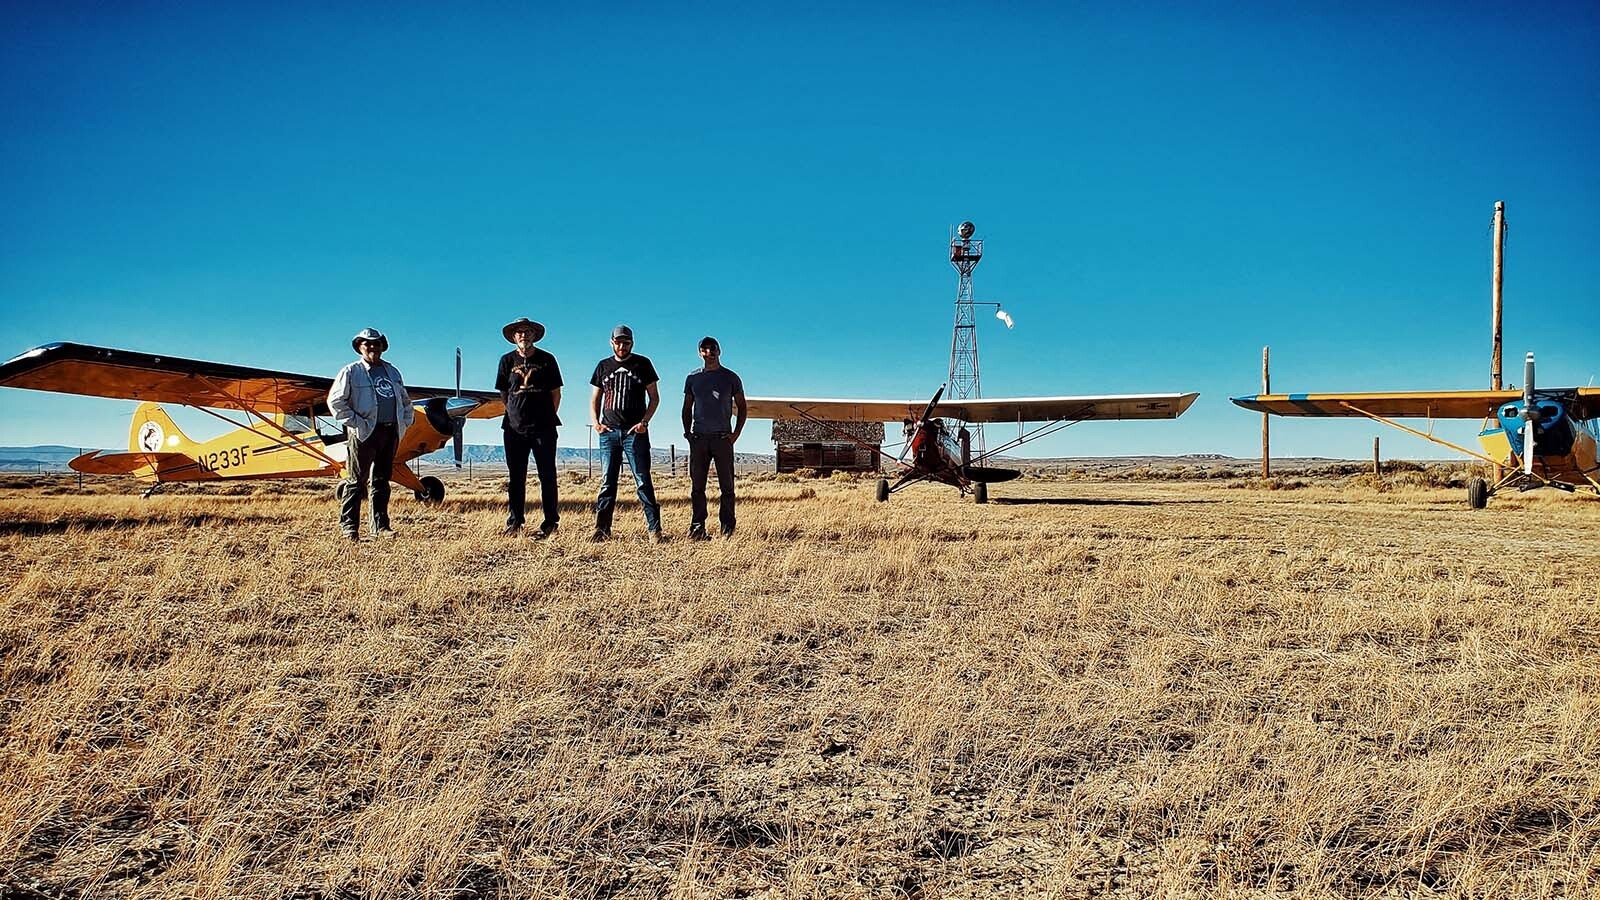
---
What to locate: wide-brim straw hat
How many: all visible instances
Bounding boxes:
[503,318,546,343]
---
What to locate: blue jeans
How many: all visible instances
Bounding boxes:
[594,428,661,533]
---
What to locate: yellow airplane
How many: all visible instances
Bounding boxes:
[0,342,504,501]
[1233,352,1600,508]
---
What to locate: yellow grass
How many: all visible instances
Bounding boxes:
[1,473,1597,898]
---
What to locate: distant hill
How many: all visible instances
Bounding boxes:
[420,444,776,468]
[0,445,97,471]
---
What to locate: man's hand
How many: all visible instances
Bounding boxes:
[629,421,648,434]
[594,422,611,434]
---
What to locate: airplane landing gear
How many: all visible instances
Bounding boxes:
[1466,477,1488,509]
[973,482,988,504]
[875,478,889,503]
[415,475,445,504]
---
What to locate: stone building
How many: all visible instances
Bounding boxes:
[771,418,884,473]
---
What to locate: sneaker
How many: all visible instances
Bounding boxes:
[647,530,665,544]
[719,527,735,538]
[589,529,611,543]
[502,523,523,537]
[687,525,711,542]
[373,527,398,539]
[532,524,558,540]
[342,531,359,543]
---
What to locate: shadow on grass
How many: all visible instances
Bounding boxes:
[988,497,1218,506]
[0,514,288,536]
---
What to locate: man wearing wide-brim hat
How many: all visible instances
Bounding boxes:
[495,317,563,538]
[328,327,413,540]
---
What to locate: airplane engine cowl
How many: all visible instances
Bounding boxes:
[1498,399,1575,457]
[421,397,453,436]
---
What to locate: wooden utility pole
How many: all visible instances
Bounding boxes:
[1491,201,1506,482]
[1261,346,1271,477]
[1491,201,1506,391]
[1373,437,1381,476]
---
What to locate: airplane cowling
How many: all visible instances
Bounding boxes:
[1498,398,1576,457]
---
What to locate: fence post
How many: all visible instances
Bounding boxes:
[1261,346,1271,478]
[1373,437,1381,476]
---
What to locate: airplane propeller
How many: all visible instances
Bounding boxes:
[452,347,465,468]
[898,385,945,463]
[1521,352,1536,476]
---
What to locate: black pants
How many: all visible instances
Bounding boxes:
[341,422,398,535]
[689,433,736,533]
[505,426,560,530]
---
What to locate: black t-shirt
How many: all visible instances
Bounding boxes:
[496,348,563,432]
[590,354,659,429]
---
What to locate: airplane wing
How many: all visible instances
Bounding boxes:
[746,392,1199,423]
[1234,390,1526,419]
[0,342,501,417]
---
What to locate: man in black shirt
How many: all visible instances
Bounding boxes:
[588,324,663,542]
[496,317,562,538]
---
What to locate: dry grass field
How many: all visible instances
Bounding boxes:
[1,471,1596,899]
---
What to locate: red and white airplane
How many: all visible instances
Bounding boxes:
[747,385,1199,502]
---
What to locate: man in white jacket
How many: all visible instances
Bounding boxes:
[328,328,413,540]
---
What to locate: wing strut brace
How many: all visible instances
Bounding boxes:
[969,405,1094,465]
[188,375,345,474]
[1337,402,1503,467]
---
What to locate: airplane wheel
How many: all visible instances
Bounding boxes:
[974,482,988,504]
[1466,477,1488,510]
[416,475,445,504]
[875,479,889,503]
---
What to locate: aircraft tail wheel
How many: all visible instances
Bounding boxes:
[875,478,889,503]
[1466,477,1489,510]
[335,481,354,502]
[974,482,988,504]
[416,475,445,504]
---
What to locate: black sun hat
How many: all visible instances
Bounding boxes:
[502,318,546,343]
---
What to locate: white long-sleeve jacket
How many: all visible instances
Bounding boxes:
[328,359,414,443]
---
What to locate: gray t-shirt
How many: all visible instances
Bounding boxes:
[684,366,743,434]
[370,364,399,425]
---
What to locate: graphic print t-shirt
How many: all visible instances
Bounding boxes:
[496,348,563,432]
[684,366,744,434]
[590,354,659,429]
[370,363,398,424]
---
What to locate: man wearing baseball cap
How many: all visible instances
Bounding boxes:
[588,324,663,542]
[495,317,563,538]
[328,327,413,540]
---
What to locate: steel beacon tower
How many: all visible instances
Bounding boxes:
[947,221,984,450]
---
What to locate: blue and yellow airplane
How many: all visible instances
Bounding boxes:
[0,342,504,502]
[1233,352,1600,508]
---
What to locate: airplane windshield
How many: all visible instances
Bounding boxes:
[281,414,314,434]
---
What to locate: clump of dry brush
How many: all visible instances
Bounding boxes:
[0,476,1596,898]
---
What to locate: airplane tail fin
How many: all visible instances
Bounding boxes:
[128,402,193,453]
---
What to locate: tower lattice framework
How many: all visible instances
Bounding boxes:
[947,226,984,451]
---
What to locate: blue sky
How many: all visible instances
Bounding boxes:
[2,2,1595,458]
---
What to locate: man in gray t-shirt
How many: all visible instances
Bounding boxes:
[681,336,747,539]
